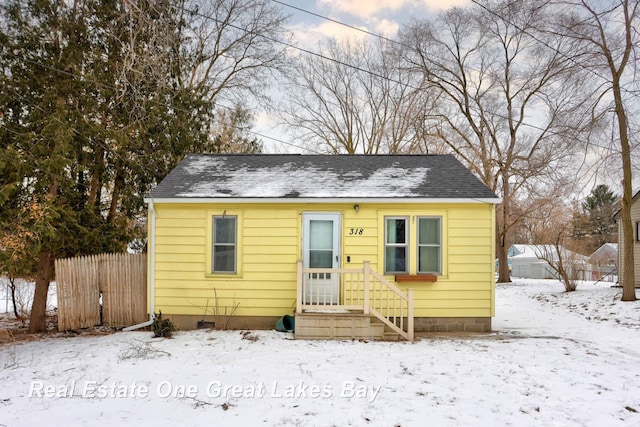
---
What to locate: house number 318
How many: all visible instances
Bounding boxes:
[349,228,364,235]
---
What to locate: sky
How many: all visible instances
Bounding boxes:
[252,0,471,154]
[284,0,470,42]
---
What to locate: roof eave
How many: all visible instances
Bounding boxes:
[613,189,640,219]
[144,197,502,204]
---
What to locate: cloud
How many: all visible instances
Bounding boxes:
[288,21,369,48]
[373,18,399,37]
[317,0,470,20]
[419,0,470,10]
[317,0,407,19]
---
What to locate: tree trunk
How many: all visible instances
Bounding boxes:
[8,277,21,320]
[497,177,512,283]
[107,170,123,223]
[88,143,105,211]
[28,250,53,333]
[496,229,510,283]
[612,74,636,301]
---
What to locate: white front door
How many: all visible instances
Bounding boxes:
[302,213,341,305]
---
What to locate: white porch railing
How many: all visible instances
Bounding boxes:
[296,260,414,341]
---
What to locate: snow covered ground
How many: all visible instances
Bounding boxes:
[1,279,639,426]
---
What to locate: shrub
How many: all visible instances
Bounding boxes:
[152,311,176,338]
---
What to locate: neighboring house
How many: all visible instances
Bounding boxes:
[589,243,618,281]
[508,244,589,280]
[143,154,500,340]
[614,190,640,287]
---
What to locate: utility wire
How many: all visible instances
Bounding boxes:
[470,0,640,101]
[170,2,421,92]
[269,0,624,152]
[271,0,404,48]
[4,1,623,155]
[276,0,633,102]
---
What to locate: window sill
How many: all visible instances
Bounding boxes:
[205,273,242,279]
[395,274,438,283]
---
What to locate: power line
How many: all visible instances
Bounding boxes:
[170,2,422,92]
[276,0,636,104]
[470,0,640,101]
[269,0,623,152]
[271,0,404,48]
[3,1,622,156]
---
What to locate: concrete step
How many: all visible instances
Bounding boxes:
[370,318,403,341]
[295,312,385,340]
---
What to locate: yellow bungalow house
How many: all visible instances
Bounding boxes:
[144,154,500,340]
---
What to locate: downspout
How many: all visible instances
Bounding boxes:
[123,199,156,331]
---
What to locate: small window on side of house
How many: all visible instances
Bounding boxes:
[417,216,442,274]
[385,217,408,274]
[636,221,640,242]
[212,216,237,273]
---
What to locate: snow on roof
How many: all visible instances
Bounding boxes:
[509,245,558,259]
[589,243,618,260]
[149,154,499,201]
[509,244,588,262]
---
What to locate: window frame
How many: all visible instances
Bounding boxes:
[384,216,409,274]
[212,215,237,274]
[636,221,640,242]
[417,216,442,275]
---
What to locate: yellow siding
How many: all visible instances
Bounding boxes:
[150,202,496,319]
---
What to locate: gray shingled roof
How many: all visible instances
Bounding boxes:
[148,154,499,201]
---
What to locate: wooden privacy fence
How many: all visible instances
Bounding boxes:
[55,253,147,331]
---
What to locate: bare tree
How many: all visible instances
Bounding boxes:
[209,104,263,153]
[178,0,290,105]
[526,198,589,291]
[279,37,441,154]
[536,243,587,292]
[401,0,593,282]
[540,0,637,300]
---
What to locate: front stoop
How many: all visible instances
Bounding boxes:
[294,312,385,340]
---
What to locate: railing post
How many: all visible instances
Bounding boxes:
[363,261,370,314]
[407,288,414,341]
[296,260,303,314]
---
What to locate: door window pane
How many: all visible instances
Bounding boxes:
[310,250,333,269]
[310,220,333,249]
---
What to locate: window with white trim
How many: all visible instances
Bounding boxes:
[418,217,442,274]
[212,216,237,273]
[385,217,408,274]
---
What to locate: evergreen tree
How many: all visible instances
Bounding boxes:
[0,0,287,332]
[578,184,618,252]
